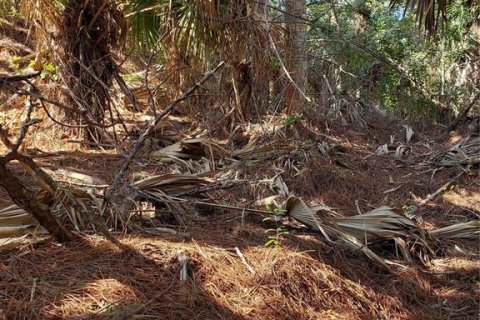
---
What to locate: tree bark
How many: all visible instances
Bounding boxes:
[0,158,76,242]
[284,0,307,114]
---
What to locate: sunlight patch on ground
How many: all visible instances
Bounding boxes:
[46,279,138,318]
[442,187,480,214]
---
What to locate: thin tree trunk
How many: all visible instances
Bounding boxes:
[0,158,76,242]
[284,0,307,114]
[254,0,270,113]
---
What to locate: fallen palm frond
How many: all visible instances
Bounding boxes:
[0,233,48,251]
[54,169,108,186]
[0,225,35,237]
[0,204,34,226]
[429,221,480,239]
[285,196,336,241]
[332,206,425,242]
[232,137,281,159]
[133,173,214,198]
[150,120,185,146]
[435,134,480,168]
[284,196,436,269]
[132,173,215,225]
[332,207,435,266]
[152,138,231,161]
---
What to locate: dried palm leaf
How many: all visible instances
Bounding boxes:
[0,205,35,226]
[152,138,231,161]
[333,207,423,241]
[286,197,393,269]
[0,225,35,237]
[285,196,433,269]
[335,232,393,270]
[0,233,48,251]
[437,134,480,167]
[429,221,480,239]
[285,196,335,241]
[54,169,108,186]
[233,139,280,159]
[133,173,213,197]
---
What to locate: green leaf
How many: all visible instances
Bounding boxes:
[264,239,277,247]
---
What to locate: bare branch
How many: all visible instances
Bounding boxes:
[102,61,226,206]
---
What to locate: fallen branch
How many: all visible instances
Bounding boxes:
[0,108,77,242]
[0,112,121,246]
[0,72,41,83]
[0,158,76,242]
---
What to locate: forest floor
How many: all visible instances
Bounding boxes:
[0,18,479,320]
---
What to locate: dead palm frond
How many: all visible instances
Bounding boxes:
[133,173,213,198]
[436,134,480,168]
[285,196,336,241]
[332,207,425,242]
[284,196,435,269]
[151,138,231,163]
[429,221,480,239]
[0,204,34,226]
[132,173,213,225]
[0,225,36,237]
[0,204,38,238]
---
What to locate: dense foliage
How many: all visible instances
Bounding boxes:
[307,0,479,121]
[0,0,478,123]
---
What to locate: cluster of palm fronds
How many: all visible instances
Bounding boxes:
[124,0,277,120]
[285,196,478,269]
[434,134,480,168]
[125,0,272,62]
[390,0,480,35]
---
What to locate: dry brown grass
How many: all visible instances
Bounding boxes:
[0,236,404,320]
[1,234,478,320]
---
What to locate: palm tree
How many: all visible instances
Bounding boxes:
[392,0,479,35]
[58,0,126,143]
[125,0,273,121]
[13,0,126,143]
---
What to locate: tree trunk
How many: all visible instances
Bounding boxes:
[0,158,76,242]
[253,0,270,113]
[284,0,307,114]
[58,0,125,144]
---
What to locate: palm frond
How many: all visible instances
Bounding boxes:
[333,207,421,241]
[0,204,34,226]
[285,196,433,269]
[429,221,480,239]
[436,134,480,167]
[391,0,480,35]
[133,173,213,197]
